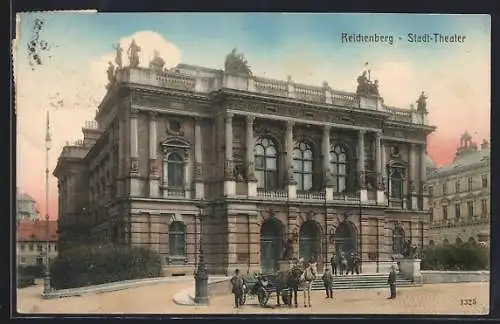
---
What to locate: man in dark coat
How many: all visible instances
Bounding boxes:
[322,267,334,298]
[230,269,245,308]
[330,254,337,276]
[387,265,397,299]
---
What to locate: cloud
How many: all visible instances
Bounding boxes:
[15,30,181,218]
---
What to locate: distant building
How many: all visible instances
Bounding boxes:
[426,132,490,245]
[16,219,58,267]
[16,190,40,221]
[54,47,435,276]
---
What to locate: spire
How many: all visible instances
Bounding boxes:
[45,110,51,143]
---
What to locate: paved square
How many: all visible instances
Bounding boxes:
[17,281,489,315]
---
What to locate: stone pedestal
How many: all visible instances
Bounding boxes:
[247,181,257,197]
[359,188,368,202]
[130,178,141,197]
[195,182,205,199]
[325,187,334,200]
[398,258,422,284]
[224,180,235,196]
[376,190,385,205]
[287,184,297,199]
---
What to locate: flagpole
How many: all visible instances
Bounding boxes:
[42,110,52,296]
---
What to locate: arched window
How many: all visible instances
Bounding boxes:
[167,153,184,187]
[169,221,186,257]
[329,144,348,193]
[255,137,278,190]
[392,226,405,254]
[293,142,313,191]
[389,165,405,199]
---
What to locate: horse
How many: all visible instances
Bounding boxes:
[299,262,317,307]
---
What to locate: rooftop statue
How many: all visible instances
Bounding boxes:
[106,61,115,90]
[356,70,379,96]
[416,91,428,115]
[224,48,252,76]
[127,39,141,68]
[149,49,165,72]
[113,43,123,68]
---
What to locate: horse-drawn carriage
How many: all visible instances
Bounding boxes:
[240,273,280,307]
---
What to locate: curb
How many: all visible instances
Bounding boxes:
[172,277,230,306]
[41,276,197,299]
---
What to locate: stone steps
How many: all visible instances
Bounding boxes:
[247,273,419,291]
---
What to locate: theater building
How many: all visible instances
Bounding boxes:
[54,46,435,276]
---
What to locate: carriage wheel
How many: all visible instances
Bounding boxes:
[281,290,290,305]
[257,287,269,307]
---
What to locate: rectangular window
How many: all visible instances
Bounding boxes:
[20,244,25,251]
[467,201,474,218]
[428,186,433,197]
[54,244,58,252]
[29,244,34,251]
[455,203,461,219]
[482,175,488,188]
[481,199,488,216]
[37,244,42,252]
[442,182,447,195]
[442,206,448,221]
[468,177,473,191]
[429,208,434,222]
[455,180,460,193]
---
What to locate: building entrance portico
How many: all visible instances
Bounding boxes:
[335,221,358,257]
[260,219,283,274]
[299,221,321,263]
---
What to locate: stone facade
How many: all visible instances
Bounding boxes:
[54,49,435,276]
[426,133,490,245]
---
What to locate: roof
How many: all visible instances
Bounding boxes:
[425,154,436,170]
[16,219,58,242]
[17,193,36,202]
[428,147,490,179]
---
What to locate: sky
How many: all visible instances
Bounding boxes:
[13,13,491,219]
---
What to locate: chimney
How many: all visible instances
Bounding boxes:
[481,139,489,150]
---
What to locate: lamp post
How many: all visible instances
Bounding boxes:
[43,110,52,296]
[194,200,209,305]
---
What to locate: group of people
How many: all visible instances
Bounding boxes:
[230,255,398,309]
[329,251,361,276]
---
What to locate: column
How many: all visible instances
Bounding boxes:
[323,126,333,200]
[246,115,257,197]
[285,121,296,198]
[358,130,367,201]
[148,112,160,198]
[409,143,418,209]
[129,109,141,196]
[420,144,428,210]
[193,117,205,198]
[375,131,385,204]
[223,113,235,196]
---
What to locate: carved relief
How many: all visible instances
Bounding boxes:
[166,119,184,137]
[149,158,160,176]
[130,157,139,175]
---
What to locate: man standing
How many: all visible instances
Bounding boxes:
[330,253,337,276]
[230,269,245,308]
[322,267,334,298]
[302,262,316,307]
[387,265,397,299]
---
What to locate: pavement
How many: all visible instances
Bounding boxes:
[17,280,489,315]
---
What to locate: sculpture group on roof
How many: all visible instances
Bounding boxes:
[356,70,379,96]
[224,48,252,76]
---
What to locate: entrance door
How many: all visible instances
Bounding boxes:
[335,221,357,256]
[260,220,282,274]
[299,221,320,263]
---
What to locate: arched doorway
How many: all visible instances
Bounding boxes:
[335,221,357,256]
[260,219,283,274]
[299,221,321,263]
[456,237,462,245]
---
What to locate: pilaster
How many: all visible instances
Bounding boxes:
[358,130,367,201]
[246,115,257,197]
[409,143,418,210]
[375,131,385,204]
[224,113,235,196]
[194,117,205,199]
[285,120,297,197]
[130,109,141,197]
[148,112,160,198]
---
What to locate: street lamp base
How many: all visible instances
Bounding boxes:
[194,296,209,305]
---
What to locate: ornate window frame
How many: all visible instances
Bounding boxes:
[255,136,279,191]
[160,138,191,195]
[292,141,314,192]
